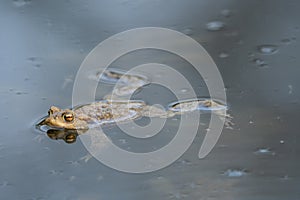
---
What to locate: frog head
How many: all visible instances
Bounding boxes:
[41,106,88,130]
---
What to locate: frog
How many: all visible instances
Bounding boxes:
[38,98,226,130]
[37,68,230,143]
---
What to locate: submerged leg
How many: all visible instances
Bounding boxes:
[140,99,229,117]
[140,105,176,118]
[167,98,233,129]
[168,99,228,113]
[140,98,233,128]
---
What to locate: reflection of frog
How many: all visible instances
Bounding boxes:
[37,69,230,140]
[47,129,79,144]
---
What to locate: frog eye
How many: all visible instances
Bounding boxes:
[63,112,74,122]
[48,109,53,115]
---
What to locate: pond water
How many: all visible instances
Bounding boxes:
[1,0,300,199]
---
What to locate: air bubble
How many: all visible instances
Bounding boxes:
[221,9,232,17]
[219,52,229,58]
[257,44,278,55]
[97,175,104,181]
[118,139,127,144]
[27,57,42,68]
[223,169,247,177]
[206,21,225,31]
[182,28,193,36]
[254,148,275,155]
[288,85,293,94]
[179,88,189,93]
[0,181,10,187]
[15,91,27,95]
[13,0,31,7]
[68,176,76,182]
[280,140,285,144]
[252,58,268,68]
[281,38,291,45]
[280,175,291,180]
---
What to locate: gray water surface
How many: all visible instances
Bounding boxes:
[1,0,300,199]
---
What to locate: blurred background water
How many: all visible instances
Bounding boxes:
[0,0,299,199]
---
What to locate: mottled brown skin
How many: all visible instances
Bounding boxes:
[41,101,149,130]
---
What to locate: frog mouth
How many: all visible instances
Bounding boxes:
[35,116,84,144]
[35,116,64,132]
[36,117,45,125]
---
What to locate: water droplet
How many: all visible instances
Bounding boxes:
[252,58,268,68]
[248,52,255,58]
[177,159,192,166]
[254,148,275,155]
[181,28,193,36]
[280,175,291,180]
[15,91,27,95]
[13,0,31,7]
[62,75,74,89]
[237,41,244,46]
[288,84,293,94]
[46,19,53,27]
[0,181,10,187]
[219,52,229,58]
[66,160,80,167]
[97,175,104,181]
[33,135,45,143]
[27,57,42,68]
[224,30,239,37]
[223,169,247,177]
[221,9,232,17]
[169,192,187,199]
[280,140,285,144]
[206,21,225,31]
[79,153,93,163]
[68,176,76,182]
[179,88,189,93]
[276,116,281,121]
[118,139,127,144]
[49,169,63,175]
[257,44,278,55]
[28,57,36,62]
[34,63,41,68]
[281,38,291,45]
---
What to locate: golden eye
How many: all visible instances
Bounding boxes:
[63,112,74,122]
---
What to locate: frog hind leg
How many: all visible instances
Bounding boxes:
[140,105,176,118]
